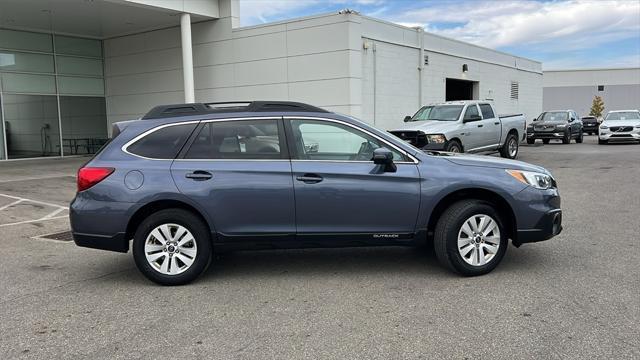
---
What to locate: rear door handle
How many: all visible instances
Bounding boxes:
[296,173,323,184]
[185,170,213,181]
[477,124,484,128]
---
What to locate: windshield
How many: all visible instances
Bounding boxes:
[538,112,568,122]
[410,105,464,121]
[605,112,640,121]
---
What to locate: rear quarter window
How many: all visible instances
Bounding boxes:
[127,123,197,159]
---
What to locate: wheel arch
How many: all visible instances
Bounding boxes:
[426,188,517,243]
[447,137,464,151]
[125,199,214,243]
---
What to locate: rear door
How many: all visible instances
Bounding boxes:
[170,117,296,241]
[479,103,501,148]
[285,117,421,239]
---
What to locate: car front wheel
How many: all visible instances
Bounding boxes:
[133,209,212,285]
[445,140,462,153]
[434,200,508,276]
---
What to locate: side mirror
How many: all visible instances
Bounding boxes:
[532,118,537,122]
[403,115,412,122]
[463,114,482,123]
[373,148,397,173]
[569,117,575,122]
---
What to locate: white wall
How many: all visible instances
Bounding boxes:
[104,12,360,129]
[544,68,640,87]
[360,16,543,130]
[104,10,543,133]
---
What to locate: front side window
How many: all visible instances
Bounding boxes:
[479,104,495,119]
[184,119,283,159]
[127,123,197,159]
[290,120,406,162]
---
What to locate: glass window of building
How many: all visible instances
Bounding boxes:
[0,29,107,160]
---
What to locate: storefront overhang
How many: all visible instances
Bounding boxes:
[0,0,217,39]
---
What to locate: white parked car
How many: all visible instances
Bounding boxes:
[598,110,640,144]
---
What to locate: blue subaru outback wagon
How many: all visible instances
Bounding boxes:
[71,101,562,285]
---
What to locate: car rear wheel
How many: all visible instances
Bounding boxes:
[576,130,583,143]
[526,138,535,144]
[598,139,607,145]
[434,200,508,276]
[500,132,519,159]
[445,140,462,153]
[133,209,212,285]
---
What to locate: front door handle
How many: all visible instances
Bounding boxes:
[185,170,213,181]
[494,121,500,125]
[296,173,323,184]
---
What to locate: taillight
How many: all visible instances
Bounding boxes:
[77,167,114,192]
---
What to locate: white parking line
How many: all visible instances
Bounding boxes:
[0,193,67,209]
[0,174,74,184]
[0,215,68,228]
[0,193,69,228]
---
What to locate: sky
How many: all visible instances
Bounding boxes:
[238,0,640,70]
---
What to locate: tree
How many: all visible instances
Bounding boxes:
[589,96,605,118]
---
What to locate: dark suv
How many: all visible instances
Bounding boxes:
[526,110,583,144]
[71,101,562,285]
[581,116,600,135]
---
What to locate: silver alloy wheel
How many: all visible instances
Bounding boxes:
[144,223,197,275]
[508,137,518,157]
[457,214,500,266]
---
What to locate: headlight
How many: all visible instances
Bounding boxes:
[506,170,554,190]
[600,125,608,129]
[426,134,446,144]
[635,124,640,128]
[556,124,566,129]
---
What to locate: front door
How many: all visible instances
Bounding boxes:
[286,118,421,240]
[171,118,296,241]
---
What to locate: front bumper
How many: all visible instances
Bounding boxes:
[527,131,566,139]
[512,186,562,247]
[599,131,640,141]
[515,209,562,246]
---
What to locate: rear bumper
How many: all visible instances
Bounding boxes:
[72,232,129,253]
[583,125,599,132]
[515,209,562,246]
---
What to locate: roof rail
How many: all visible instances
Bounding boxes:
[141,101,329,120]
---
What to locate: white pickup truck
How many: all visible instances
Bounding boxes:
[388,101,526,159]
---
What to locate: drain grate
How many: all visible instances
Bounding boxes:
[35,230,74,242]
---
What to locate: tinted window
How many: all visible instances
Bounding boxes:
[605,112,640,120]
[538,112,568,122]
[127,123,196,159]
[479,104,495,119]
[184,120,283,159]
[290,119,406,162]
[463,105,480,120]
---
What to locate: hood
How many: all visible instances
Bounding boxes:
[601,119,640,128]
[391,120,458,134]
[432,152,548,174]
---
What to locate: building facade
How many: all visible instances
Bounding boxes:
[543,68,640,118]
[0,0,542,161]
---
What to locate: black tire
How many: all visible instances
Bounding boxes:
[562,132,570,144]
[133,208,212,286]
[433,200,508,276]
[526,138,535,145]
[542,139,550,144]
[500,132,519,159]
[445,140,462,153]
[598,138,607,145]
[576,130,583,143]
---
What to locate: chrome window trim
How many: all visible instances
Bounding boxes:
[283,116,419,164]
[121,117,282,161]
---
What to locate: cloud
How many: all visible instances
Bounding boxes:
[239,0,319,25]
[391,0,640,50]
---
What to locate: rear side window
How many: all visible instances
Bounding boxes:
[479,104,495,119]
[127,123,197,159]
[184,119,283,159]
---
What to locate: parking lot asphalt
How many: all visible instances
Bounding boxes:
[0,136,638,359]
